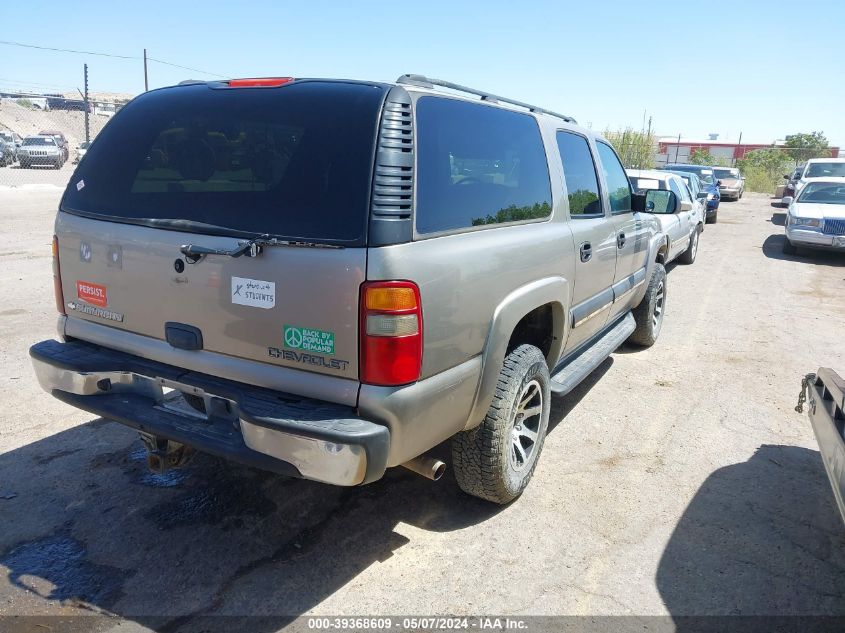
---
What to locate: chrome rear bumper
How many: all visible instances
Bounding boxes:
[30,339,389,486]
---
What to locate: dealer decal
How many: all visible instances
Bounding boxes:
[231,276,275,309]
[76,280,107,307]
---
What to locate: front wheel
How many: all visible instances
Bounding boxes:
[452,344,551,504]
[628,263,666,347]
[678,229,699,265]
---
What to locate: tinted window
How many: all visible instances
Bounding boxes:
[596,142,632,213]
[557,132,602,216]
[416,97,552,233]
[61,82,386,245]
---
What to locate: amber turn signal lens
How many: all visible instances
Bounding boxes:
[365,286,418,311]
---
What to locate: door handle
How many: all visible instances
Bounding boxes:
[617,232,626,249]
[579,241,592,262]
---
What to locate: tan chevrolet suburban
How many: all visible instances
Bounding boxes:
[30,74,673,503]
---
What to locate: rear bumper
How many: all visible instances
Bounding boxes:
[29,339,389,486]
[806,368,845,525]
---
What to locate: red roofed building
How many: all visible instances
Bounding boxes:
[657,136,840,166]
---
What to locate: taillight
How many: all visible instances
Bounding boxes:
[52,235,65,315]
[360,281,422,386]
[227,77,294,87]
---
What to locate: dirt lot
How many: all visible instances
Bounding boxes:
[0,190,843,631]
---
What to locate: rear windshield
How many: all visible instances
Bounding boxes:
[805,162,845,178]
[713,168,739,179]
[61,81,386,245]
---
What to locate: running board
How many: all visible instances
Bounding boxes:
[550,313,636,395]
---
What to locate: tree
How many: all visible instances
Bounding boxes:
[688,148,715,166]
[736,148,793,193]
[603,128,656,169]
[784,131,831,161]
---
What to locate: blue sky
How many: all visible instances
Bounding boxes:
[3,0,843,145]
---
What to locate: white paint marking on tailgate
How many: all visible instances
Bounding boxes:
[231,276,276,309]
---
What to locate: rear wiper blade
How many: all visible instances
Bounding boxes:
[180,234,343,261]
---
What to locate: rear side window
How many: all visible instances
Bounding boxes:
[415,97,552,234]
[61,81,386,245]
[596,142,632,213]
[556,131,602,217]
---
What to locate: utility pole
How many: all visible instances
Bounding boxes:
[735,131,743,167]
[144,48,149,92]
[83,63,90,143]
[674,132,681,163]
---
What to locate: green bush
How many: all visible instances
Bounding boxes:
[736,148,793,194]
[15,98,33,108]
[604,128,656,169]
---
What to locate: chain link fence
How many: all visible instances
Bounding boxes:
[0,87,132,189]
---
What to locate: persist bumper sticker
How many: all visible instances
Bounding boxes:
[76,280,107,307]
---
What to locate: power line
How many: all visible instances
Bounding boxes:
[0,39,225,78]
[145,57,225,78]
[0,39,136,59]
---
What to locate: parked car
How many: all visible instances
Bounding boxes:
[782,158,845,205]
[74,140,91,163]
[662,171,708,228]
[29,73,672,504]
[712,167,744,200]
[38,129,70,161]
[627,170,704,265]
[661,163,720,223]
[782,165,804,203]
[18,135,65,169]
[0,130,22,150]
[0,139,15,166]
[798,368,845,526]
[781,178,845,254]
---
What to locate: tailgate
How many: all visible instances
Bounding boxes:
[51,79,388,388]
[57,212,364,380]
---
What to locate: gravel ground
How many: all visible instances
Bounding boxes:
[0,190,843,631]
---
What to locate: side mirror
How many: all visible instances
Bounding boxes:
[643,189,677,214]
[716,179,723,186]
[679,200,694,213]
[782,196,794,205]
[696,191,708,200]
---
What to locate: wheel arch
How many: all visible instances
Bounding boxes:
[463,276,569,431]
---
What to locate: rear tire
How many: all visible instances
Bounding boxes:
[452,344,550,504]
[678,230,699,265]
[628,263,666,347]
[706,211,718,224]
[782,238,797,255]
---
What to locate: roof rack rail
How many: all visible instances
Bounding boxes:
[397,74,576,124]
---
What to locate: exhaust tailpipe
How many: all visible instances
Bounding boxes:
[401,454,447,481]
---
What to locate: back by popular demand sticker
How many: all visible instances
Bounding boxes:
[231,276,275,309]
[76,280,107,307]
[284,325,335,355]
